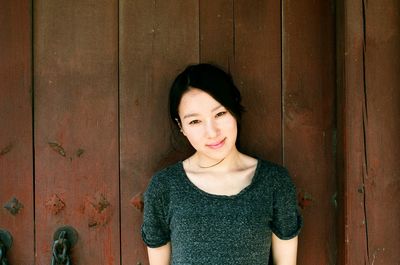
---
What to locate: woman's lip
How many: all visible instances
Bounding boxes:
[206,138,226,149]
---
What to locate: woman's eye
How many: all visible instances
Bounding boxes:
[216,111,227,117]
[189,120,201,125]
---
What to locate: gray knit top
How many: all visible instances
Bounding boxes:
[141,159,302,264]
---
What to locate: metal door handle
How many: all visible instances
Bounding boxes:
[0,229,12,265]
[51,226,78,265]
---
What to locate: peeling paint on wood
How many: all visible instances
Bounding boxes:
[76,148,85,157]
[48,142,66,157]
[0,144,13,157]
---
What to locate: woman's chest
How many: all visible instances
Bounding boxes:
[168,187,273,234]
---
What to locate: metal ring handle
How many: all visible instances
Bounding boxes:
[51,226,78,265]
[0,229,12,265]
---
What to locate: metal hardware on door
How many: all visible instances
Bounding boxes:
[0,229,13,265]
[51,226,78,265]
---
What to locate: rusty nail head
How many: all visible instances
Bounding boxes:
[4,197,24,216]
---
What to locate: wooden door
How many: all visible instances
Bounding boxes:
[0,1,34,264]
[336,1,400,264]
[1,1,399,264]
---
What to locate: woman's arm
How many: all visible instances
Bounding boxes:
[147,242,171,265]
[271,233,298,265]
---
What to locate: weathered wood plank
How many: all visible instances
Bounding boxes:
[119,1,199,264]
[0,1,34,264]
[199,0,234,68]
[233,0,282,164]
[282,1,337,264]
[363,1,400,263]
[335,1,347,263]
[34,1,120,264]
[338,1,373,264]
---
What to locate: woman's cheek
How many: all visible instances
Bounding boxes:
[183,127,202,143]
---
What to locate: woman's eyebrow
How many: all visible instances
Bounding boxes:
[182,105,223,119]
[183,113,199,119]
[212,105,223,112]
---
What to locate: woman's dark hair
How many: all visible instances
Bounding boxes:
[169,63,245,127]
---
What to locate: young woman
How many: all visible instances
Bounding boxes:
[141,64,302,264]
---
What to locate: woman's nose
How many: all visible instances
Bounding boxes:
[205,119,219,138]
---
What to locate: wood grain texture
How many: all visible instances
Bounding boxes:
[338,0,400,264]
[362,0,400,263]
[233,0,282,164]
[34,1,120,264]
[283,1,337,264]
[6,1,398,263]
[0,1,33,264]
[119,1,199,264]
[199,0,234,68]
[338,1,368,264]
[335,1,346,263]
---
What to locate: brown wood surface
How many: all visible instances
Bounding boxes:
[34,1,120,264]
[335,1,346,264]
[199,0,234,69]
[339,0,400,264]
[337,1,368,264]
[283,1,337,264]
[363,1,400,263]
[233,0,282,164]
[119,1,199,264]
[6,1,400,264]
[0,1,34,264]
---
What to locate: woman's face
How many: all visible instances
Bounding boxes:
[178,88,238,162]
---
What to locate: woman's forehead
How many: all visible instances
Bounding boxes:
[179,89,223,116]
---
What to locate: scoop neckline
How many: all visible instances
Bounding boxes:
[178,158,262,199]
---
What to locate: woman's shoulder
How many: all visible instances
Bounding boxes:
[153,161,182,178]
[146,161,183,191]
[256,158,293,185]
[256,158,287,173]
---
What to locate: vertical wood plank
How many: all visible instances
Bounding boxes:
[335,1,346,263]
[119,1,199,264]
[363,1,400,263]
[338,1,372,264]
[283,1,337,264]
[0,1,34,264]
[234,0,282,164]
[199,0,234,68]
[34,1,120,264]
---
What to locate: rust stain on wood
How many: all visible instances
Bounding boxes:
[298,190,314,210]
[130,192,144,212]
[85,192,112,228]
[44,194,66,214]
[90,192,110,213]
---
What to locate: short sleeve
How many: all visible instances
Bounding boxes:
[270,168,303,240]
[141,175,171,248]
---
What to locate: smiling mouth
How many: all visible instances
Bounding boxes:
[206,138,226,149]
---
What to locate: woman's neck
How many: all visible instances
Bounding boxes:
[189,149,248,173]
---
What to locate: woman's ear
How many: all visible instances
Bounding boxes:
[175,118,185,135]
